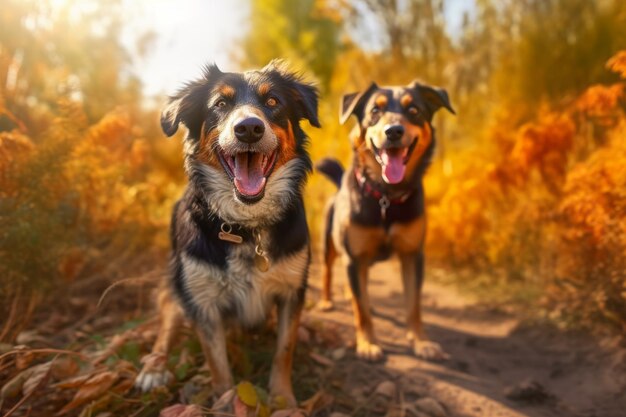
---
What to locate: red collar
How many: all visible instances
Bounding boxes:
[354,169,413,204]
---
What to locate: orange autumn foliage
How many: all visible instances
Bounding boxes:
[427,50,626,329]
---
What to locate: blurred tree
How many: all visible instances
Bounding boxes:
[0,0,140,136]
[343,0,452,84]
[238,0,342,91]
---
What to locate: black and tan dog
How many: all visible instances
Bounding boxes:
[134,61,319,406]
[317,81,454,361]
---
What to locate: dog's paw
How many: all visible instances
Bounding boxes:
[270,391,297,409]
[412,340,450,361]
[356,340,384,362]
[316,299,334,312]
[134,352,173,392]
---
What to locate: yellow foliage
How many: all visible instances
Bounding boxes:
[427,50,626,329]
[606,50,626,79]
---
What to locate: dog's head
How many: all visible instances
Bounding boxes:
[161,61,319,225]
[340,81,454,185]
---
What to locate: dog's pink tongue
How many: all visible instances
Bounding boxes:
[234,152,266,196]
[381,149,406,184]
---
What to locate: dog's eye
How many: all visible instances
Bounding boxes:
[266,97,278,108]
[215,99,227,108]
[371,106,380,114]
[408,106,419,115]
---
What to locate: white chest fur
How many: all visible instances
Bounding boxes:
[181,237,308,326]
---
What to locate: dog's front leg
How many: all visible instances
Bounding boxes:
[196,316,233,395]
[400,251,449,361]
[135,288,182,392]
[269,290,304,407]
[347,258,383,361]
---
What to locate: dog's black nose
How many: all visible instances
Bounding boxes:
[234,117,265,143]
[385,125,405,141]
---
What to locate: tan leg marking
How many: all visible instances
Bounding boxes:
[135,288,183,392]
[269,296,303,407]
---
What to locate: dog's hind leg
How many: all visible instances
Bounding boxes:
[400,251,449,361]
[135,287,183,392]
[269,288,305,407]
[318,201,337,311]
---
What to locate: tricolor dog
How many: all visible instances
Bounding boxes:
[135,61,320,406]
[317,81,454,361]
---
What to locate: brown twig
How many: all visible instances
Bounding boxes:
[0,287,20,342]
[0,348,87,362]
[96,270,164,309]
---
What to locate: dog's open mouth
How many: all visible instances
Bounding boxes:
[219,149,277,202]
[370,138,417,184]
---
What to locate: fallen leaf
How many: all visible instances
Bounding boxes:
[212,388,236,410]
[300,390,334,415]
[15,349,35,370]
[23,362,52,396]
[374,380,396,399]
[1,367,36,400]
[58,370,118,415]
[237,381,259,407]
[54,372,95,389]
[159,404,203,417]
[50,357,80,380]
[309,352,333,367]
[270,409,306,417]
[234,396,252,417]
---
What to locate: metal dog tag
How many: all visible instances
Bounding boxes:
[218,223,243,244]
[254,253,270,272]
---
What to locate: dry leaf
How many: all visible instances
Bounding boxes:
[58,371,118,415]
[270,409,306,417]
[50,357,80,380]
[23,362,52,396]
[309,352,333,367]
[236,381,259,407]
[159,404,203,417]
[1,367,36,400]
[374,380,396,399]
[212,388,235,410]
[54,372,96,389]
[234,396,253,417]
[301,390,334,415]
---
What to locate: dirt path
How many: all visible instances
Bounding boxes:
[305,258,626,417]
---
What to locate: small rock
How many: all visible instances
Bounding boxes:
[297,326,310,344]
[413,397,447,417]
[331,347,347,361]
[374,380,397,399]
[504,378,554,404]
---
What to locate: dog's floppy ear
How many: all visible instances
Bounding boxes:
[264,60,321,128]
[339,82,378,125]
[410,80,455,118]
[292,80,321,128]
[160,64,223,137]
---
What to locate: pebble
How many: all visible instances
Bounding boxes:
[413,397,447,417]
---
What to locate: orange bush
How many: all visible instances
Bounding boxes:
[427,50,626,330]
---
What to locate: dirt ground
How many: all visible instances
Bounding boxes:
[1,255,625,417]
[305,257,626,417]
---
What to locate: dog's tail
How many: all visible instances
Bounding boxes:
[316,158,344,188]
